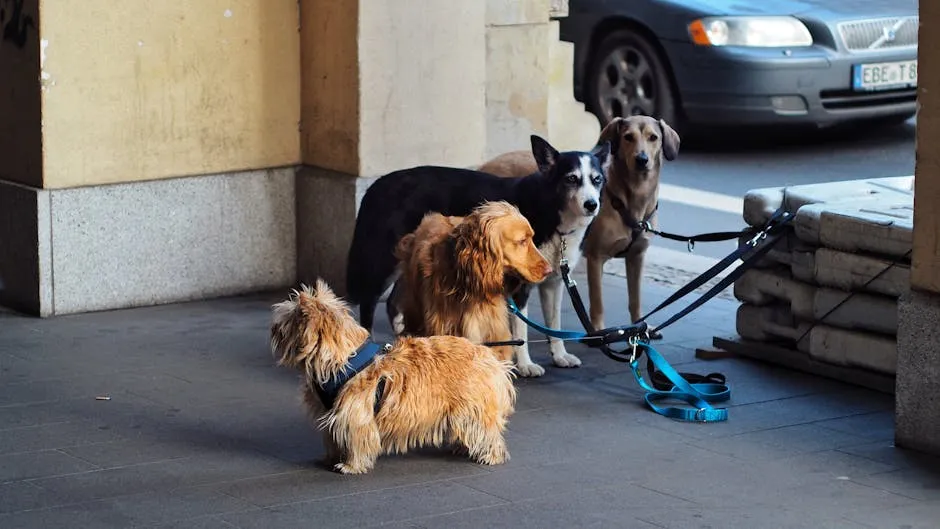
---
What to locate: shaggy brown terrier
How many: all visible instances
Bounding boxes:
[270,280,517,474]
[393,201,553,366]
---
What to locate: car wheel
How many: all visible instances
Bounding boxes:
[586,28,678,127]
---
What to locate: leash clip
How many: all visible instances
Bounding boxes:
[687,239,695,253]
[746,230,768,247]
[627,335,639,363]
[694,408,710,422]
[639,220,652,232]
[560,259,576,288]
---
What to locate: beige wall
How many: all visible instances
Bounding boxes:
[37,0,301,189]
[300,0,487,177]
[300,0,359,174]
[0,0,42,187]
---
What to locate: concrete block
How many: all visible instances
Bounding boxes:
[812,247,910,297]
[744,232,812,270]
[714,336,896,394]
[809,325,897,375]
[735,268,898,336]
[743,176,915,227]
[0,169,296,316]
[735,304,897,374]
[736,303,809,347]
[734,267,815,313]
[47,169,296,315]
[296,167,374,296]
[486,0,550,26]
[743,187,785,227]
[896,289,940,456]
[795,200,912,257]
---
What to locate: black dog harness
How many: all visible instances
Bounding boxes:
[608,196,658,258]
[312,340,390,413]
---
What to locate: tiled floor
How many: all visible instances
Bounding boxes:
[1,270,939,528]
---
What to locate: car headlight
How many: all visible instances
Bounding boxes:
[688,16,813,47]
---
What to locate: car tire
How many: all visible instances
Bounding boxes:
[585,28,679,128]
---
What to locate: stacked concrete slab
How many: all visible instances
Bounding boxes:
[716,176,914,392]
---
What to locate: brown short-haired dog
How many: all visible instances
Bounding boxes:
[581,116,680,332]
[270,280,517,474]
[393,201,553,366]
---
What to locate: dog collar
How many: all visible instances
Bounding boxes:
[314,339,389,409]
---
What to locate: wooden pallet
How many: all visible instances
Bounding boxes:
[712,335,896,395]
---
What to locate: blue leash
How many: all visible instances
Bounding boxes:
[507,298,587,340]
[631,341,729,422]
[506,298,730,423]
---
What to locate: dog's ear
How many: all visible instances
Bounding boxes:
[530,135,560,175]
[591,140,612,176]
[598,118,625,157]
[659,119,680,161]
[453,212,504,298]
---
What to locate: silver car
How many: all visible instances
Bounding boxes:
[559,0,918,129]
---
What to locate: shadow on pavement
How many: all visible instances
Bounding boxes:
[682,117,916,155]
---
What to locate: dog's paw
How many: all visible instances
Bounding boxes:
[515,362,545,378]
[391,313,405,335]
[476,446,509,466]
[552,352,582,368]
[333,462,368,475]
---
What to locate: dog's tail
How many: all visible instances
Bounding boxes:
[345,197,398,306]
[393,233,416,262]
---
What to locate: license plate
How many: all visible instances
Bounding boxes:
[852,60,917,91]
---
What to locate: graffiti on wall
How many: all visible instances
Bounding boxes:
[0,0,35,48]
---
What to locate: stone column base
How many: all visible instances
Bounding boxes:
[0,169,296,316]
[895,289,940,455]
[295,167,376,298]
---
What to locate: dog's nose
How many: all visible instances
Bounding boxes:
[635,152,649,168]
[583,199,598,213]
[542,262,553,276]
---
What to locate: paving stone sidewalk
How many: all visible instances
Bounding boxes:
[1,269,939,529]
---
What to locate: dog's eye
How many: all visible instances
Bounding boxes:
[623,133,635,142]
[649,134,659,142]
[566,174,579,184]
[517,239,527,246]
[592,175,603,184]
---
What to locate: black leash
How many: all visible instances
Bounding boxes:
[562,207,794,390]
[609,198,750,256]
[637,207,793,327]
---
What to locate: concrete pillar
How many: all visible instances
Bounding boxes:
[296,0,488,293]
[484,0,599,158]
[0,0,301,316]
[895,0,940,455]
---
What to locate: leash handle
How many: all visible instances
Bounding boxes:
[632,342,730,423]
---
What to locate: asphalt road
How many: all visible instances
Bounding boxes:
[647,118,916,269]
